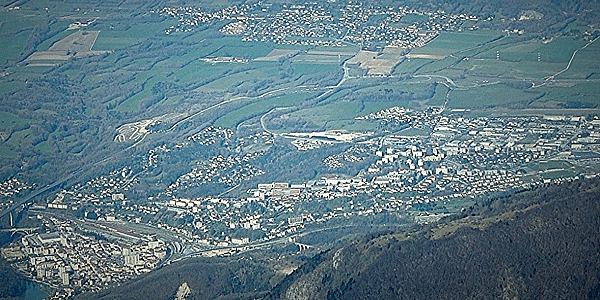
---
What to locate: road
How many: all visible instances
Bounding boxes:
[543,35,599,82]
[0,172,78,220]
[169,224,359,263]
[169,222,409,263]
[168,85,320,132]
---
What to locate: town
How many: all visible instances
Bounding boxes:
[158,1,478,49]
[4,105,600,297]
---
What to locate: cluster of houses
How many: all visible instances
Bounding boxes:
[44,167,137,217]
[7,104,600,299]
[165,152,265,197]
[159,1,478,50]
[2,216,166,296]
[0,178,34,210]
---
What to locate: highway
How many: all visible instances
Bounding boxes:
[0,172,77,220]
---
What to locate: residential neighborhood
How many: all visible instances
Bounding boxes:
[4,106,600,299]
[1,215,166,297]
[159,1,478,49]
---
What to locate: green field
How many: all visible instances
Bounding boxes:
[556,38,600,79]
[35,141,54,155]
[531,160,572,171]
[175,61,240,84]
[428,84,449,106]
[541,169,576,179]
[114,73,166,112]
[214,92,318,128]
[458,59,565,79]
[281,100,359,125]
[396,127,430,136]
[447,84,541,109]
[393,58,434,74]
[35,24,72,51]
[396,13,428,24]
[477,37,586,64]
[415,57,461,74]
[6,128,35,148]
[199,64,280,92]
[283,96,408,131]
[0,81,26,97]
[211,40,274,59]
[0,112,30,130]
[533,82,600,108]
[411,30,502,57]
[292,63,340,75]
[0,32,28,63]
[0,8,47,63]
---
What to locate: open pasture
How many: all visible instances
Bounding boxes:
[280,100,362,131]
[293,49,357,64]
[254,49,300,62]
[292,63,341,76]
[410,30,502,57]
[0,112,30,131]
[50,30,99,52]
[533,82,600,108]
[0,5,49,63]
[446,83,541,109]
[214,92,317,128]
[555,38,600,79]
[476,37,586,64]
[92,20,176,51]
[26,30,110,65]
[279,89,421,132]
[392,58,434,75]
[211,40,274,59]
[458,58,565,79]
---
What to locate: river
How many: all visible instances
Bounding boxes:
[23,281,51,300]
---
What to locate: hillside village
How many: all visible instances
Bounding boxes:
[5,107,600,297]
[159,1,478,49]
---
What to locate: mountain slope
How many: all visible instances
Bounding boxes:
[265,178,600,300]
[77,258,275,300]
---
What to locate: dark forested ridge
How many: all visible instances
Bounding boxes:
[76,257,275,300]
[265,177,600,300]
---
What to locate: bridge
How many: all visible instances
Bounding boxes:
[0,172,78,229]
[287,237,313,252]
[0,227,39,236]
[296,243,313,251]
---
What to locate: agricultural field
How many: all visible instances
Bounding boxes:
[1,1,600,299]
[392,58,435,75]
[215,92,318,128]
[292,49,356,64]
[255,49,300,62]
[26,30,112,66]
[346,47,404,76]
[446,84,541,109]
[555,37,600,79]
[410,30,503,57]
[273,98,390,133]
[532,82,600,108]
